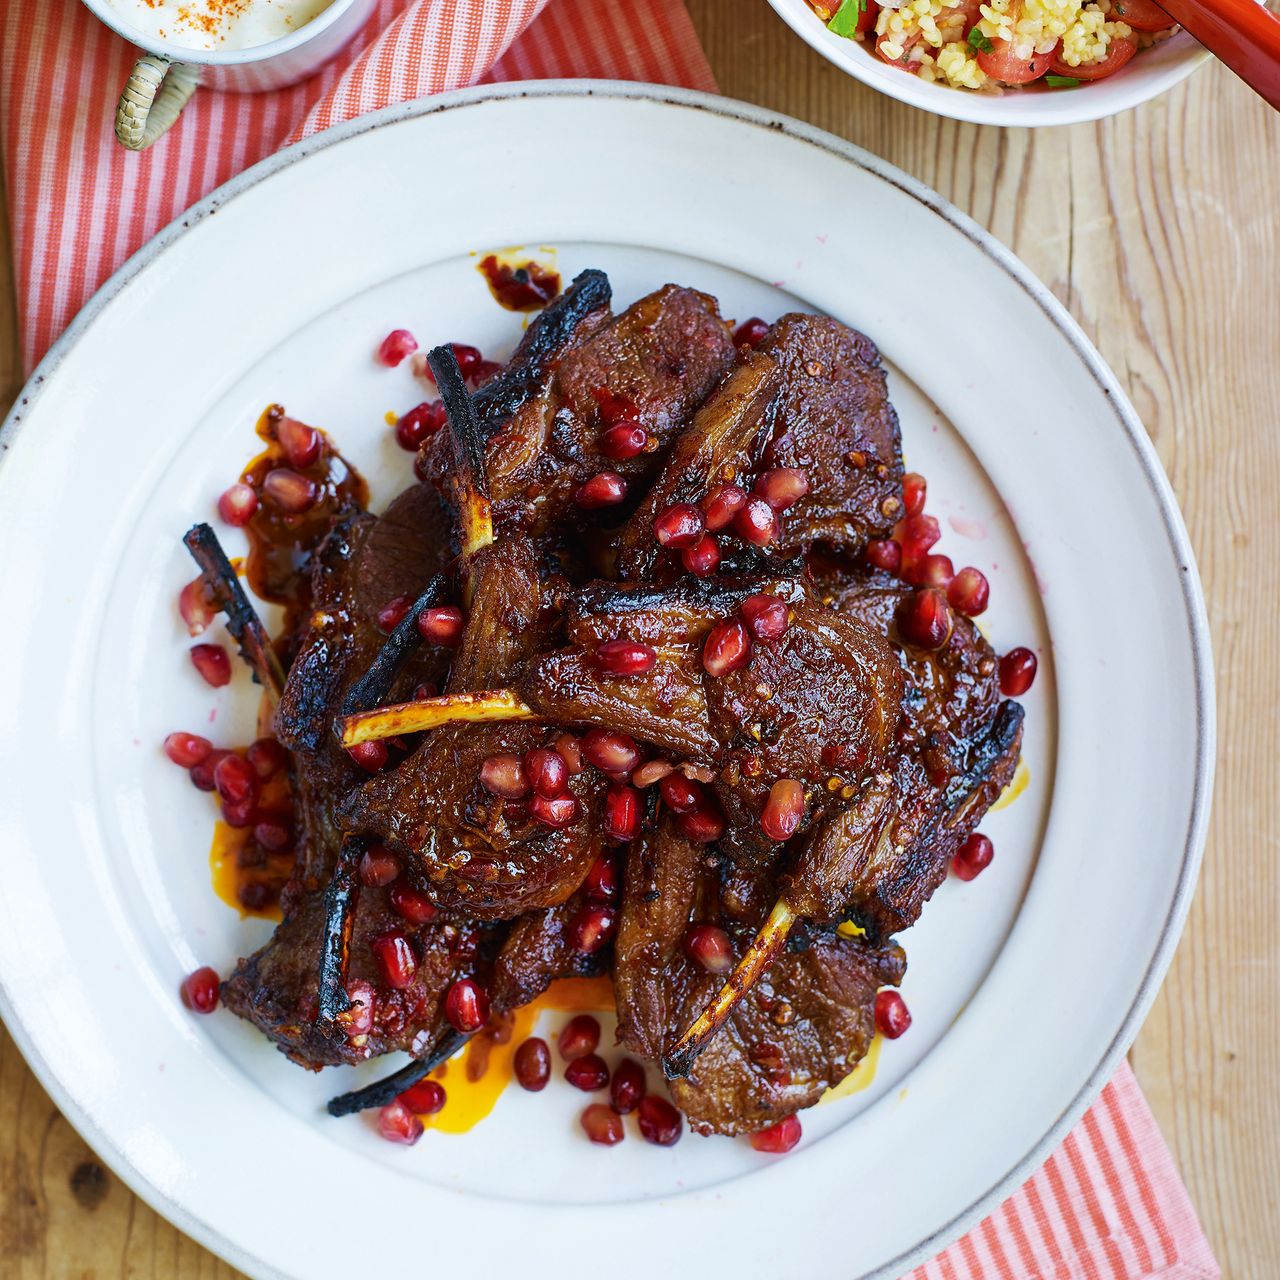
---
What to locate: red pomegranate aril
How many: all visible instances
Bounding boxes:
[389,880,438,925]
[221,795,255,828]
[902,472,927,518]
[246,737,287,779]
[599,421,648,460]
[554,732,584,775]
[444,978,490,1033]
[953,831,994,881]
[530,793,579,828]
[164,732,211,768]
[188,749,227,792]
[480,753,529,800]
[594,639,657,677]
[377,328,418,367]
[875,989,912,1039]
[581,728,643,776]
[913,553,954,589]
[262,468,318,515]
[570,904,617,954]
[212,753,257,806]
[948,567,990,617]
[254,817,292,851]
[999,647,1038,697]
[217,482,258,527]
[659,773,703,813]
[637,1095,683,1147]
[514,1037,552,1091]
[417,606,465,647]
[376,594,412,632]
[399,1078,446,1114]
[896,588,954,651]
[603,784,641,841]
[558,1014,601,1061]
[681,534,721,576]
[190,643,231,688]
[574,472,628,509]
[277,416,322,469]
[684,923,734,974]
[653,503,706,549]
[178,577,217,635]
[677,803,726,844]
[733,316,770,348]
[632,759,673,787]
[565,1053,610,1092]
[377,1099,424,1145]
[449,342,482,377]
[864,538,903,575]
[761,778,805,841]
[750,1115,802,1154]
[754,467,809,512]
[702,483,749,531]
[523,748,568,798]
[899,512,941,559]
[610,1058,647,1114]
[359,844,400,887]
[372,932,418,990]
[740,593,790,642]
[394,401,445,451]
[347,741,389,773]
[340,979,376,1039]
[734,495,779,546]
[180,966,220,1014]
[583,855,619,901]
[580,1103,625,1146]
[703,618,752,677]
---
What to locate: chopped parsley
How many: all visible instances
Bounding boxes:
[1044,74,1081,86]
[967,26,994,51]
[827,0,865,36]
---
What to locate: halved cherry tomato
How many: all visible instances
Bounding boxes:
[976,37,1061,82]
[856,0,880,34]
[1105,0,1175,30]
[1048,33,1138,78]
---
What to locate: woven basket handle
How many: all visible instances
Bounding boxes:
[114,54,201,151]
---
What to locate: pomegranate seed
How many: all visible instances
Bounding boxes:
[347,741,388,773]
[911,554,954,589]
[948,567,990,617]
[262,468,318,515]
[702,483,749,531]
[277,416,322,469]
[896,588,954,651]
[246,737,287,778]
[213,754,257,805]
[899,513,941,559]
[377,328,418,367]
[359,844,400,887]
[217,482,258,527]
[864,539,902,575]
[953,831,994,881]
[180,966,219,1014]
[610,1058,647,1114]
[603,784,641,841]
[254,818,292,851]
[444,978,490,1033]
[733,316,770,348]
[637,1095,683,1146]
[999,647,1038,697]
[372,932,418,990]
[583,855,619,901]
[377,1099,424,1145]
[565,1053,610,1091]
[526,792,576,827]
[190,643,231,688]
[903,472,927,518]
[580,1103,625,1146]
[591,386,639,425]
[750,1115,802,1154]
[221,795,255,827]
[450,343,482,377]
[340,980,376,1040]
[394,401,445,450]
[389,880,438,925]
[480,753,529,800]
[417,606,465,647]
[594,638,658,678]
[558,1014,601,1061]
[733,495,779,546]
[684,923,734,974]
[754,467,809,512]
[703,619,752,677]
[653,503,706,549]
[677,803,726,844]
[553,733,584,775]
[875,989,912,1038]
[740,593,790,642]
[514,1037,552,1091]
[659,773,703,813]
[681,534,721,576]
[376,595,412,632]
[164,732,211,768]
[599,421,649,460]
[523,748,568,798]
[761,778,805,841]
[570,904,616,954]
[632,759,673,787]
[178,577,217,635]
[400,1078,446,1114]
[188,749,227,791]
[580,728,642,776]
[574,472,628,509]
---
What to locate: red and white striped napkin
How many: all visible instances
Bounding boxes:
[0,3,1220,1276]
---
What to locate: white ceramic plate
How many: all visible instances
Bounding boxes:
[0,83,1212,1279]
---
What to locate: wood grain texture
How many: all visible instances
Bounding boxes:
[1,6,1277,1274]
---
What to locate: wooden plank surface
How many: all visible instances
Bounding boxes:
[1,4,1277,1275]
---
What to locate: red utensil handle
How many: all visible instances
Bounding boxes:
[1154,0,1280,109]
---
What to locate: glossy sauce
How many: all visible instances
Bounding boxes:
[818,1034,882,1104]
[477,252,562,312]
[990,756,1029,811]
[207,750,293,920]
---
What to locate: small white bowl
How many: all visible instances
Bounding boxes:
[766,0,1209,124]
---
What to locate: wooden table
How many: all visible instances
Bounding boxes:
[1,5,1277,1275]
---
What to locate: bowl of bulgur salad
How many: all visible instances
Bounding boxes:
[768,0,1207,122]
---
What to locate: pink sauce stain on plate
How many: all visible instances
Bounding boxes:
[948,514,988,541]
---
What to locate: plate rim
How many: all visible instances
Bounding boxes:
[0,79,1216,1280]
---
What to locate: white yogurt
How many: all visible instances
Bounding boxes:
[103,0,337,51]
